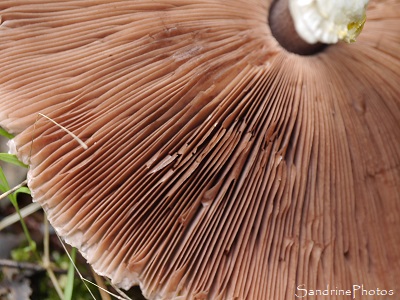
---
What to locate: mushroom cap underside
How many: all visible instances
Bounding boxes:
[0,1,399,299]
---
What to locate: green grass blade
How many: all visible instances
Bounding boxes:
[0,153,28,168]
[0,127,14,139]
[0,166,10,192]
[64,248,77,300]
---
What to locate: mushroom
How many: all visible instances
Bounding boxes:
[0,0,399,299]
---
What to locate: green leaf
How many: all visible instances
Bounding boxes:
[0,127,14,139]
[64,248,76,300]
[0,153,28,168]
[14,186,31,197]
[0,166,16,203]
[0,166,10,192]
[11,245,34,262]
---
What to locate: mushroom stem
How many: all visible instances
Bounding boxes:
[269,0,326,55]
[270,0,369,55]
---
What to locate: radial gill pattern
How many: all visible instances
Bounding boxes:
[0,1,399,299]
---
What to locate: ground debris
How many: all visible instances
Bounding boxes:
[0,266,32,300]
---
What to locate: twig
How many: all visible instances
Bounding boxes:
[42,214,65,300]
[0,179,27,201]
[0,258,44,272]
[47,265,65,300]
[91,268,112,300]
[0,258,66,274]
[0,202,41,231]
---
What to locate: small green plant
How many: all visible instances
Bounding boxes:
[0,128,92,299]
[0,154,36,258]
